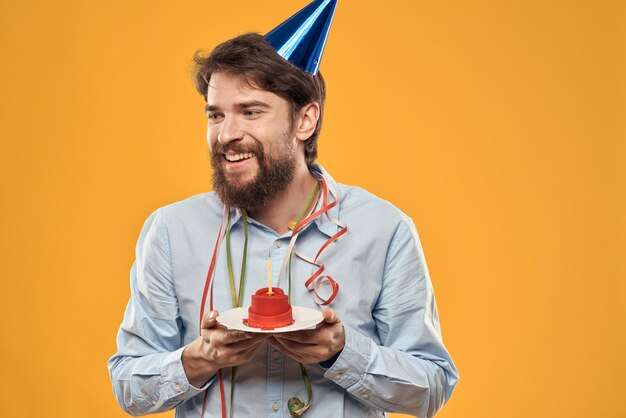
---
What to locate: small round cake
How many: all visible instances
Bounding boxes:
[244,287,294,330]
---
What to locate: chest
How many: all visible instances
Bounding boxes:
[169,222,386,344]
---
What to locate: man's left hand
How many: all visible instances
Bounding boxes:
[268,308,345,364]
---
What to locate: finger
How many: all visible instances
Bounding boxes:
[227,332,268,349]
[273,330,319,343]
[267,335,289,351]
[215,329,254,345]
[201,310,220,330]
[216,329,269,346]
[268,336,304,362]
[273,338,330,364]
[215,337,267,363]
[322,308,340,324]
[271,333,322,353]
[238,340,266,359]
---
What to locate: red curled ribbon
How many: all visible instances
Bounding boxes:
[198,171,347,417]
[198,209,229,418]
[287,175,347,305]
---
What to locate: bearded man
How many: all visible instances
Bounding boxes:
[108,3,458,418]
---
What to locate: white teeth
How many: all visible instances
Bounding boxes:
[224,152,253,162]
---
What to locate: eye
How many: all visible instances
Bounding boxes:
[243,110,262,118]
[207,112,223,120]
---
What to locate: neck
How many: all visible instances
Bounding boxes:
[247,160,317,235]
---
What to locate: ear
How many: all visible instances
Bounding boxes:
[294,102,320,142]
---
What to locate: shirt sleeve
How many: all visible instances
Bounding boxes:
[323,218,459,417]
[107,210,212,416]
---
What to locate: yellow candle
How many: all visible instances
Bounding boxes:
[267,257,274,295]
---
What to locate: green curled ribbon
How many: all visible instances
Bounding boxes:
[288,397,308,416]
[288,363,313,416]
[288,396,312,416]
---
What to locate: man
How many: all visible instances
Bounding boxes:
[109,3,458,418]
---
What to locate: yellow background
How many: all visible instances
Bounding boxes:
[1,1,624,417]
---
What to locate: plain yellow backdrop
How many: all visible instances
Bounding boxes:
[1,1,624,417]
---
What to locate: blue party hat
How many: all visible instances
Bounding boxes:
[265,0,338,75]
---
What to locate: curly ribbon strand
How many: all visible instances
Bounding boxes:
[224,210,248,418]
[277,175,347,305]
[199,207,248,418]
[199,171,347,417]
[199,207,229,332]
[288,363,313,416]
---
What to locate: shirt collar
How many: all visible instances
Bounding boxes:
[224,163,341,238]
[309,163,341,238]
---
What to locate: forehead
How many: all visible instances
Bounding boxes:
[207,72,271,102]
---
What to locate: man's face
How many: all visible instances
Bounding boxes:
[206,71,298,209]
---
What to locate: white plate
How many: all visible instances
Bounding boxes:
[216,306,323,333]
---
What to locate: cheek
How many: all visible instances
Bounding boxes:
[206,125,218,149]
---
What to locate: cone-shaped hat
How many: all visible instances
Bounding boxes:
[265,0,338,76]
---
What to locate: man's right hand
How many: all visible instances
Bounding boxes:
[182,310,268,387]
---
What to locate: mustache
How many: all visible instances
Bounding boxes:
[211,141,264,158]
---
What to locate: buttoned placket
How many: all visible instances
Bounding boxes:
[267,237,287,416]
[242,195,333,416]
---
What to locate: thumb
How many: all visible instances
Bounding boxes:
[201,310,219,330]
[322,308,340,324]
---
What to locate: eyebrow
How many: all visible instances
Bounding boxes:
[204,100,271,113]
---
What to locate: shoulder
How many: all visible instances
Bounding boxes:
[336,183,416,235]
[315,164,410,223]
[153,192,220,220]
[142,192,223,231]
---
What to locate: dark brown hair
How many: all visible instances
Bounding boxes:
[192,33,326,165]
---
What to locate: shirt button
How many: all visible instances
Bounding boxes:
[272,402,280,411]
[333,373,342,379]
[174,383,182,392]
[276,241,282,248]
[272,350,280,360]
[362,393,369,400]
[151,399,157,406]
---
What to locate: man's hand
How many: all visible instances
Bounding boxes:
[268,308,345,364]
[182,310,268,387]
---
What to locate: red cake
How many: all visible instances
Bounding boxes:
[243,287,294,330]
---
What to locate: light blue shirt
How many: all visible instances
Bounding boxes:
[108,164,458,417]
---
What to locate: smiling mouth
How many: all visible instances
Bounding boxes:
[224,152,254,162]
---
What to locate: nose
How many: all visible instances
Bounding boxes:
[216,115,243,144]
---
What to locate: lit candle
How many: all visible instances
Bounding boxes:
[267,257,274,295]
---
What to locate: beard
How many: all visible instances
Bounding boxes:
[210,137,297,210]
